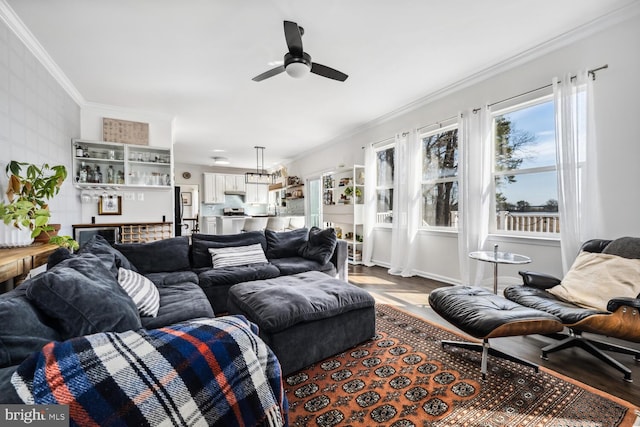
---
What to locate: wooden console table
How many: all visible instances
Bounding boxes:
[0,243,58,289]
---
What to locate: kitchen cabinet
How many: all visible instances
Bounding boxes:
[224,174,246,193]
[203,173,225,204]
[245,182,269,204]
[72,139,171,189]
[202,216,217,234]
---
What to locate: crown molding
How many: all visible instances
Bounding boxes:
[297,0,640,158]
[0,0,85,106]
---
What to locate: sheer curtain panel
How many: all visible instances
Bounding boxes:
[362,144,377,266]
[457,108,492,286]
[554,71,603,274]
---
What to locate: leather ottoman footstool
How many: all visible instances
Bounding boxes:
[227,270,376,375]
[429,285,563,378]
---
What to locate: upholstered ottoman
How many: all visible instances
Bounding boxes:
[429,286,564,378]
[227,270,376,375]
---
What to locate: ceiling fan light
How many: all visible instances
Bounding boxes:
[212,156,230,165]
[285,62,310,78]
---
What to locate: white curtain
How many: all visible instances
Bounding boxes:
[457,107,492,286]
[388,129,421,277]
[362,144,377,266]
[554,71,602,274]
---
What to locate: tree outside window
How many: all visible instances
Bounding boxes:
[375,146,394,224]
[493,96,559,234]
[421,126,459,228]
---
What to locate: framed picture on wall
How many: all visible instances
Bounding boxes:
[98,195,122,215]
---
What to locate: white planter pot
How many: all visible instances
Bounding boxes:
[0,224,34,248]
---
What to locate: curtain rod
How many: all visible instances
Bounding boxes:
[487,64,608,108]
[417,114,459,132]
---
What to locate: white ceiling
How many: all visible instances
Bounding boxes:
[5,0,634,169]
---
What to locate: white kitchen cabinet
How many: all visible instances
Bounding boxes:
[203,173,225,204]
[245,182,269,204]
[202,216,217,234]
[224,174,246,193]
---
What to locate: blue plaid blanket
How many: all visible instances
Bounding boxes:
[12,316,288,427]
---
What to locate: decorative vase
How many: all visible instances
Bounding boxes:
[33,223,61,243]
[0,224,34,248]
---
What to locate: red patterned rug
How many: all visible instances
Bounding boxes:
[284,304,639,427]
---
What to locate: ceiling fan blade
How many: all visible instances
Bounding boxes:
[284,21,303,56]
[252,65,285,82]
[310,63,348,82]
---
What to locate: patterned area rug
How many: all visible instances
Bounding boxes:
[284,304,639,427]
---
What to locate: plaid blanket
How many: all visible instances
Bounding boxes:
[12,316,288,427]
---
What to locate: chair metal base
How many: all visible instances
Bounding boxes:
[441,339,539,379]
[541,330,640,382]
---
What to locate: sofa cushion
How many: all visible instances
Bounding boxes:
[191,231,267,268]
[145,271,199,287]
[298,227,338,265]
[547,251,640,311]
[118,268,160,317]
[209,243,268,268]
[80,234,137,274]
[265,228,308,259]
[602,236,640,259]
[270,256,336,276]
[0,285,62,369]
[141,281,214,329]
[228,271,374,333]
[26,254,142,340]
[115,237,190,274]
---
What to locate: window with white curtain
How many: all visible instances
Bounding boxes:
[420,125,459,228]
[492,95,559,235]
[375,143,395,225]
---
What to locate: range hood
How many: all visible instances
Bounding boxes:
[224,190,245,196]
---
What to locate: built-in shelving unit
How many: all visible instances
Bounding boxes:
[72,139,172,189]
[322,165,365,264]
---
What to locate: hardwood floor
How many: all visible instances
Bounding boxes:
[348,264,640,407]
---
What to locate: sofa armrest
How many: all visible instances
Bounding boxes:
[607,297,640,312]
[331,240,349,282]
[518,270,561,289]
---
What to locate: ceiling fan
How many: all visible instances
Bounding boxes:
[252,21,348,82]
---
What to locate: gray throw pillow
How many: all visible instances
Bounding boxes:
[26,254,142,340]
[602,237,640,259]
[79,234,137,275]
[0,285,62,368]
[265,228,308,259]
[298,227,338,265]
[115,236,190,274]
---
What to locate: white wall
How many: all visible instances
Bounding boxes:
[288,12,640,286]
[78,104,175,224]
[0,18,81,237]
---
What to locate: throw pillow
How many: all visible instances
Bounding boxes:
[115,236,190,274]
[547,251,640,311]
[191,231,267,268]
[26,254,142,340]
[0,286,63,368]
[118,268,160,317]
[298,227,337,265]
[208,243,268,269]
[602,236,640,259]
[79,234,137,275]
[265,228,308,259]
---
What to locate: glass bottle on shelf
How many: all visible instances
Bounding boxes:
[94,166,103,184]
[79,161,87,183]
[107,165,115,184]
[75,144,83,158]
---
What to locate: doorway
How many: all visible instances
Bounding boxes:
[306,177,321,228]
[174,184,200,236]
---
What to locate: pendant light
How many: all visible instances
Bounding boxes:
[245,146,275,184]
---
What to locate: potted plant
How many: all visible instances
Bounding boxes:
[0,160,77,248]
[343,186,363,203]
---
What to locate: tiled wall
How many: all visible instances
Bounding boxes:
[0,19,81,236]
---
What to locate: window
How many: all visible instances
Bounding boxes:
[421,125,459,228]
[375,144,395,225]
[493,96,559,235]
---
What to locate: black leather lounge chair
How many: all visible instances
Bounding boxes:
[504,237,640,382]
